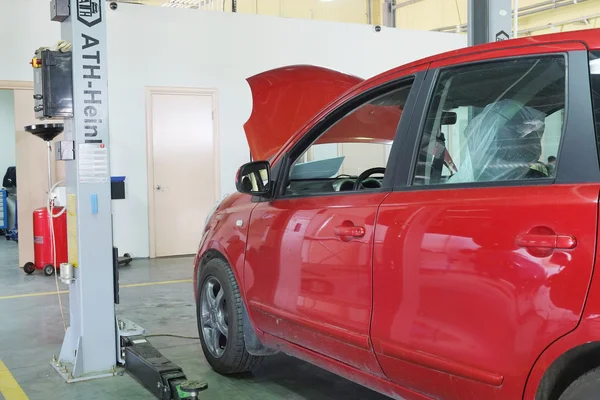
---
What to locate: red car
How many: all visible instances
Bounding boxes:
[194,29,600,400]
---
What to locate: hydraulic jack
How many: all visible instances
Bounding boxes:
[114,256,207,399]
[121,335,208,400]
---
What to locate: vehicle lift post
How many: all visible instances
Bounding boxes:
[30,1,207,398]
[467,0,513,46]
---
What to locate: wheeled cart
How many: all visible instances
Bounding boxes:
[23,207,67,276]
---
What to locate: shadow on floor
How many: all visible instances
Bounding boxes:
[0,253,388,400]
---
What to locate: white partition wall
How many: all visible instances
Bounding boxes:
[0,1,466,258]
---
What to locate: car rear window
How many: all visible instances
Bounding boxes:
[413,55,566,186]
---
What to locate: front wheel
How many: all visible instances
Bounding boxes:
[560,367,600,400]
[196,258,263,374]
[43,264,55,276]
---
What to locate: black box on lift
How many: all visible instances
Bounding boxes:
[33,50,73,120]
[111,176,126,200]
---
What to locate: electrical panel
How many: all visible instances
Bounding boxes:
[32,50,74,120]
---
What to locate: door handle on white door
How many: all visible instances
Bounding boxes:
[156,185,162,191]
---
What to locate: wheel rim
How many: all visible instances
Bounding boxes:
[200,276,229,358]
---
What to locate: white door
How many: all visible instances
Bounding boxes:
[149,91,217,257]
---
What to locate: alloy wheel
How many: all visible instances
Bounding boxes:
[200,276,229,358]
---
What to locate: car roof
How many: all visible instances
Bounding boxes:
[368,28,600,83]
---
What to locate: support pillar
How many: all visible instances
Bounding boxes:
[55,0,117,380]
[467,0,512,46]
[382,0,396,28]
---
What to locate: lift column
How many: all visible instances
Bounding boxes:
[55,0,117,379]
[467,0,513,46]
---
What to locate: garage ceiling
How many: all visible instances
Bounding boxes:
[119,0,206,8]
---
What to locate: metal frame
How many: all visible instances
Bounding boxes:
[382,0,396,28]
[24,2,206,397]
[54,0,117,381]
[467,0,512,46]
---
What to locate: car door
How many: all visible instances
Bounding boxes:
[370,45,600,399]
[244,73,423,376]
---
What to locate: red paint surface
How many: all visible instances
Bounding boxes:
[193,192,256,299]
[244,193,388,377]
[33,207,67,270]
[244,65,363,161]
[371,185,598,399]
[193,30,600,400]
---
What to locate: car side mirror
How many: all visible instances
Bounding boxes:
[235,161,272,196]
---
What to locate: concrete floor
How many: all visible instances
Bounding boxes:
[0,239,387,400]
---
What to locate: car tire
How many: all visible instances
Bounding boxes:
[196,258,263,374]
[559,367,600,400]
[43,264,55,276]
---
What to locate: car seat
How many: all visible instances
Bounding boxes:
[449,99,547,183]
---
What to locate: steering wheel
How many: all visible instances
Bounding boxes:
[353,167,386,190]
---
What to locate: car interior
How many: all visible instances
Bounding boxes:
[415,55,566,186]
[283,84,413,196]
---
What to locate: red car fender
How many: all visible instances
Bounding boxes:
[193,192,264,340]
[523,318,600,400]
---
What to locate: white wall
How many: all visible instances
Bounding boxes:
[0,90,16,178]
[0,0,62,81]
[0,1,466,257]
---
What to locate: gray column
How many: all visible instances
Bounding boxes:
[57,0,117,378]
[468,0,512,46]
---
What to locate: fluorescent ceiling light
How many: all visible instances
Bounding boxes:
[163,0,200,8]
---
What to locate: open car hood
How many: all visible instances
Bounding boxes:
[244,65,363,161]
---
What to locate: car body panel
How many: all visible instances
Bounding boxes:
[244,192,389,377]
[244,65,363,161]
[372,184,599,399]
[193,192,256,299]
[523,209,600,399]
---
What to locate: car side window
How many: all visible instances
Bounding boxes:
[413,55,566,187]
[589,51,600,159]
[283,79,414,197]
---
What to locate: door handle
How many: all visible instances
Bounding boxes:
[516,234,577,249]
[334,225,366,238]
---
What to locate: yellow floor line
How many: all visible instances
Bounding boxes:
[0,279,193,301]
[0,360,28,400]
[120,279,192,288]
